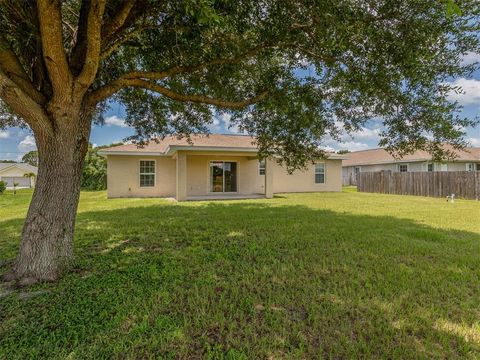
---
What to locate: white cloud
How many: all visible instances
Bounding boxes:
[461,52,480,66]
[447,78,480,105]
[337,141,370,152]
[18,135,36,152]
[210,112,244,134]
[320,145,336,152]
[0,130,9,139]
[104,115,129,128]
[208,117,222,132]
[219,113,242,133]
[468,137,480,147]
[349,126,381,141]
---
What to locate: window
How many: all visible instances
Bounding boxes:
[139,160,155,187]
[427,163,434,172]
[398,164,408,173]
[210,161,237,192]
[477,163,480,171]
[259,159,266,175]
[466,163,474,172]
[315,163,325,184]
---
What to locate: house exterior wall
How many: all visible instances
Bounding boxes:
[106,155,176,198]
[106,154,343,198]
[272,159,343,193]
[185,155,264,196]
[0,166,34,187]
[342,161,480,185]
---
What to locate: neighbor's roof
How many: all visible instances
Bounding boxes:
[343,146,480,167]
[0,162,38,174]
[98,134,347,159]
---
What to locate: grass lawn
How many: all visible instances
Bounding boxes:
[1,189,480,359]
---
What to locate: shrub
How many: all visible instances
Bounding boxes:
[0,181,6,194]
[81,144,107,190]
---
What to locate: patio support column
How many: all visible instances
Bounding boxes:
[176,152,187,201]
[265,157,274,199]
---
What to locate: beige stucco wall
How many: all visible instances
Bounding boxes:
[106,154,343,198]
[106,155,176,198]
[0,166,35,187]
[185,154,264,196]
[272,159,343,193]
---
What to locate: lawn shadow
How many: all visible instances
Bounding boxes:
[1,200,480,358]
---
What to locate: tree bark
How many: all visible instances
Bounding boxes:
[6,110,91,285]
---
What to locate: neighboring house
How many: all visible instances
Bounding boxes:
[0,163,38,188]
[98,134,346,201]
[343,147,480,185]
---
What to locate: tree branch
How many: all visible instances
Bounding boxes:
[0,69,53,136]
[117,44,270,81]
[75,0,107,88]
[88,78,268,109]
[0,35,46,105]
[102,0,137,40]
[100,26,149,59]
[36,0,73,91]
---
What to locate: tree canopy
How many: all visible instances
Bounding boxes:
[1,1,478,169]
[0,0,479,283]
[21,151,39,167]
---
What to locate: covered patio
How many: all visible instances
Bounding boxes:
[186,193,267,201]
[174,150,274,201]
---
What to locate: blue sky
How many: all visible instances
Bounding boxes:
[1,54,479,160]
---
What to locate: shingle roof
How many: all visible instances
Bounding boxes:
[100,134,258,154]
[0,163,38,174]
[343,146,480,167]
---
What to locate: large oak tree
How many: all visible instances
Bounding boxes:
[0,0,478,284]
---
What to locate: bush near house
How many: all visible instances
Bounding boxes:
[0,180,6,194]
[81,145,107,190]
[81,143,123,190]
[1,189,480,358]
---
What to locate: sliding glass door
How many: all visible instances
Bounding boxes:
[210,161,237,192]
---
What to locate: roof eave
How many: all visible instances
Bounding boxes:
[165,145,259,155]
[97,150,167,157]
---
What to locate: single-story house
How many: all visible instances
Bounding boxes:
[343,146,480,185]
[0,162,38,188]
[98,134,346,201]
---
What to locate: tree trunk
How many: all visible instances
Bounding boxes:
[6,111,91,285]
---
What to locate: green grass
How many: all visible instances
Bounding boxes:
[1,189,480,359]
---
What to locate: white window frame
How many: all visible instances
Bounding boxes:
[398,163,408,173]
[139,159,156,187]
[427,163,434,172]
[258,159,266,176]
[466,163,474,172]
[314,162,326,184]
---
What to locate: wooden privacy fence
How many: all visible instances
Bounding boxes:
[357,171,480,200]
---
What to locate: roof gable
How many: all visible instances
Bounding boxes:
[0,163,38,174]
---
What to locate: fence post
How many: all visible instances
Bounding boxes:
[475,171,479,201]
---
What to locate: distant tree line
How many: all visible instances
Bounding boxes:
[17,145,117,191]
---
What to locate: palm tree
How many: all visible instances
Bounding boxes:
[23,172,36,188]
